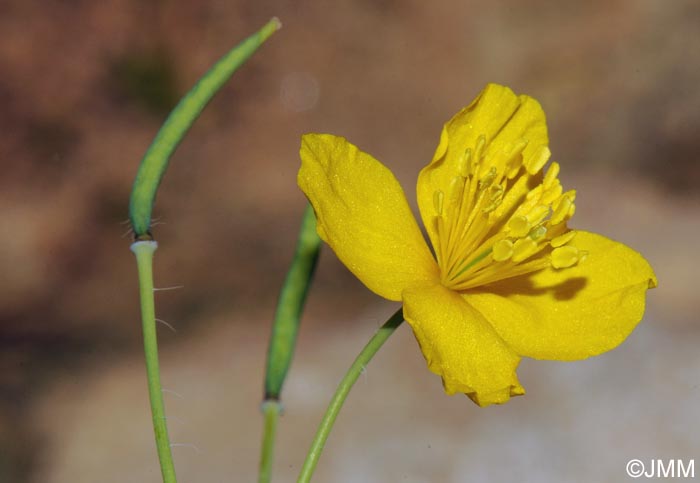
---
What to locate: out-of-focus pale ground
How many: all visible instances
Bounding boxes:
[1,0,699,482]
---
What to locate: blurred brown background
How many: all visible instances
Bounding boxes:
[1,0,699,482]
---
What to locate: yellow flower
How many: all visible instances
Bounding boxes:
[298,84,657,407]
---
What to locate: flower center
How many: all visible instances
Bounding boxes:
[431,134,586,291]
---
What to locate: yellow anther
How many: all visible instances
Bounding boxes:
[483,203,496,215]
[433,190,444,216]
[543,162,560,189]
[478,167,497,190]
[578,250,589,263]
[459,148,472,177]
[508,138,529,158]
[474,135,486,164]
[551,246,580,268]
[542,182,563,205]
[493,175,529,219]
[505,158,523,179]
[492,239,514,262]
[526,184,543,201]
[501,139,527,177]
[561,189,577,204]
[551,230,576,247]
[517,192,543,219]
[482,185,504,213]
[550,195,572,225]
[526,145,551,175]
[491,183,505,200]
[449,176,465,201]
[507,215,531,238]
[529,225,547,241]
[473,136,487,177]
[512,238,538,262]
[528,204,550,225]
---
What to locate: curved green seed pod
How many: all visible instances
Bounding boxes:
[129,17,281,238]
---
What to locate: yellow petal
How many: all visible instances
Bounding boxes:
[298,134,439,301]
[417,84,549,247]
[402,282,524,407]
[466,231,657,360]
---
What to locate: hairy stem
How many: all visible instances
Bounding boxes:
[132,240,177,483]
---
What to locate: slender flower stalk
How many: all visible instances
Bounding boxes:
[259,204,321,483]
[297,309,404,483]
[131,240,177,483]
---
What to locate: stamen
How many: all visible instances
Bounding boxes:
[551,246,580,268]
[459,148,472,177]
[493,176,530,219]
[551,231,576,247]
[508,139,529,156]
[543,162,560,189]
[550,194,573,225]
[512,238,538,262]
[482,185,504,213]
[433,131,580,291]
[505,160,522,179]
[474,135,486,168]
[479,167,497,190]
[526,185,543,200]
[541,181,563,205]
[449,257,551,291]
[433,190,444,216]
[507,216,530,237]
[450,247,493,280]
[528,225,547,240]
[471,134,486,177]
[527,204,550,225]
[526,145,551,175]
[492,239,514,261]
[449,176,465,201]
[434,215,447,266]
[504,139,529,179]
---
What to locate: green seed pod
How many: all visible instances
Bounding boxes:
[129,18,281,238]
[264,204,321,400]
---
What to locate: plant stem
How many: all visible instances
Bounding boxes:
[258,400,282,483]
[296,308,404,483]
[131,240,177,483]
